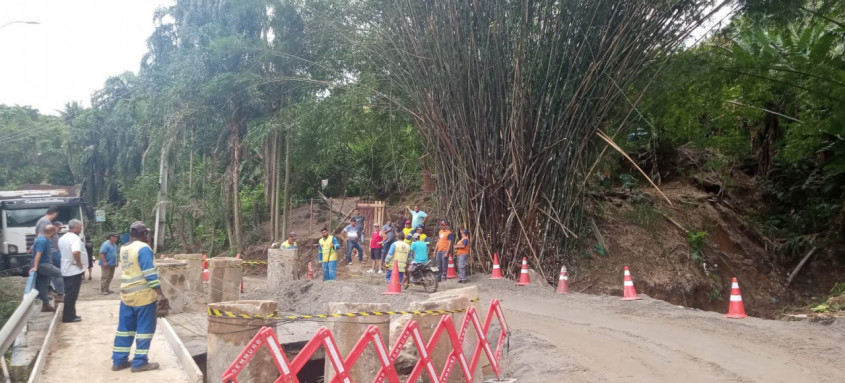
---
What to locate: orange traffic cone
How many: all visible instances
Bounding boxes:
[621,266,641,301]
[516,257,531,286]
[236,253,244,293]
[202,254,209,283]
[724,277,747,319]
[490,253,503,279]
[306,261,315,280]
[556,265,570,294]
[383,259,402,295]
[446,254,458,279]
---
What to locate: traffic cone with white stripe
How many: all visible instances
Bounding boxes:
[383,259,402,295]
[724,277,747,318]
[621,266,642,301]
[516,257,531,286]
[490,253,503,279]
[446,254,458,279]
[556,265,570,294]
[306,261,315,280]
[236,253,244,293]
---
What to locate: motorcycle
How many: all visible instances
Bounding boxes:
[403,259,439,292]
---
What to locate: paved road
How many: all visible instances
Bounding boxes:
[37,298,191,382]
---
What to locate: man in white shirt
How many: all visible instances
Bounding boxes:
[59,219,88,323]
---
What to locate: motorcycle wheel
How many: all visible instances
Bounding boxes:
[422,272,438,293]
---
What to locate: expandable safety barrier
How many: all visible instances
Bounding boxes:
[221,299,510,383]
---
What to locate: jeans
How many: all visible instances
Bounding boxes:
[457,254,468,281]
[385,269,404,283]
[322,260,337,281]
[113,301,157,368]
[435,251,448,280]
[62,272,83,322]
[346,240,364,262]
[34,264,64,304]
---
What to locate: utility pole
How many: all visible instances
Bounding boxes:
[281,127,292,237]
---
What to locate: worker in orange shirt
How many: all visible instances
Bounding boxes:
[434,220,454,282]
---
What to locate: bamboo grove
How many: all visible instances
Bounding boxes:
[361,0,728,280]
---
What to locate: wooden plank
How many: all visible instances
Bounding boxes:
[25,303,62,383]
[159,318,203,383]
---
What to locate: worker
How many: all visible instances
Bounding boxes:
[435,220,454,282]
[318,227,340,281]
[402,220,414,245]
[384,232,410,283]
[281,233,298,249]
[455,229,470,284]
[111,221,169,372]
[414,225,429,244]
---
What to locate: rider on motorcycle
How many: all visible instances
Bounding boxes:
[408,233,430,281]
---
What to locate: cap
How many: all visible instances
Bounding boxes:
[405,221,411,226]
[130,221,148,235]
[373,222,380,226]
[108,232,118,238]
[416,224,424,230]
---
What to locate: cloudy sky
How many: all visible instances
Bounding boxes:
[0,1,173,115]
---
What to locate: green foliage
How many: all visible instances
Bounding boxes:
[0,106,70,188]
[708,288,722,302]
[687,230,708,265]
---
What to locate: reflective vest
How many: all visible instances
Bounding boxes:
[456,237,470,256]
[319,236,338,262]
[436,229,453,252]
[386,241,410,270]
[119,241,158,307]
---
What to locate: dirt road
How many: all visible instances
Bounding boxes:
[479,280,845,382]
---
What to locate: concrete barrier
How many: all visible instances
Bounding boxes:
[173,254,204,291]
[157,259,188,314]
[208,300,277,383]
[267,248,298,290]
[324,302,391,382]
[208,257,242,304]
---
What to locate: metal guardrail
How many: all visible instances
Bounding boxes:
[0,274,41,383]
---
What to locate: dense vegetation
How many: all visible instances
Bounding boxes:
[0,0,841,274]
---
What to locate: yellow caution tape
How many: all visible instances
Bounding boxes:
[208,298,480,321]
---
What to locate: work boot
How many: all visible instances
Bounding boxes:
[54,294,64,303]
[41,303,56,312]
[112,362,131,371]
[131,362,160,373]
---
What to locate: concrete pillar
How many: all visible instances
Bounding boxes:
[208,300,278,383]
[430,286,483,382]
[324,302,391,382]
[156,259,187,314]
[267,248,298,291]
[208,257,242,304]
[173,253,203,291]
[410,290,482,382]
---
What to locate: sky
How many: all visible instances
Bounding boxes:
[0,0,173,115]
[0,1,734,117]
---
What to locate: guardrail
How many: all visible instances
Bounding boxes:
[0,274,40,383]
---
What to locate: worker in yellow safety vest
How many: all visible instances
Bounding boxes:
[111,221,169,373]
[384,231,410,283]
[318,227,340,281]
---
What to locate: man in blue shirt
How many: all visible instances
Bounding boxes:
[408,233,429,281]
[99,232,119,295]
[30,225,63,312]
[343,218,364,264]
[407,205,428,229]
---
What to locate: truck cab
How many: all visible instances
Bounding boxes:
[0,189,87,276]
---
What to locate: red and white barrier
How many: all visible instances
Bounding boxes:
[221,299,510,383]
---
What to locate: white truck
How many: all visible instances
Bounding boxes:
[0,188,89,276]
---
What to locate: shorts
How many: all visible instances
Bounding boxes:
[370,247,382,260]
